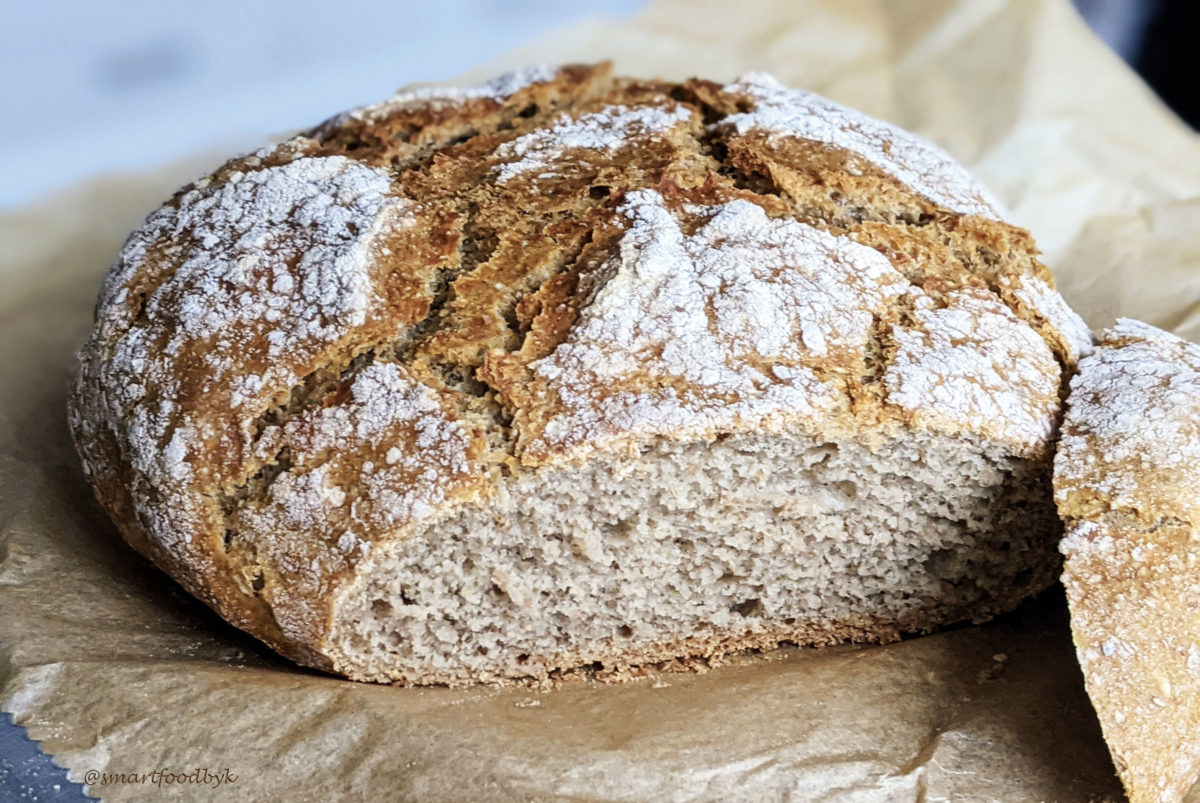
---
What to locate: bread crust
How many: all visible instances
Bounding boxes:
[70,63,1090,682]
[1055,320,1200,802]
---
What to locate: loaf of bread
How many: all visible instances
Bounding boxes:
[69,63,1093,684]
[1055,319,1200,803]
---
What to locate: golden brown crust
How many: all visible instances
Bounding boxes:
[70,63,1090,682]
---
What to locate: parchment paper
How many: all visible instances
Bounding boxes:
[3,0,1198,799]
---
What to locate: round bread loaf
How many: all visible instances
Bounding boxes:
[69,63,1094,685]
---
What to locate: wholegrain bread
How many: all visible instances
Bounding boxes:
[1055,319,1200,803]
[69,63,1093,685]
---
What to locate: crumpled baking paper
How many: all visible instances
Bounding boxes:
[3,0,1198,799]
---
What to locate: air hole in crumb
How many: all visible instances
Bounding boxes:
[372,599,393,616]
[732,598,763,617]
[589,185,610,199]
[462,557,475,571]
[346,221,359,236]
[518,104,539,118]
[476,645,489,656]
[251,573,265,593]
[516,653,529,664]
[399,590,417,606]
[602,519,634,539]
[617,625,633,638]
[833,481,858,499]
[223,529,234,549]
[926,548,958,578]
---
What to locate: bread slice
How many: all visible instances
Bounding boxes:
[1055,319,1200,802]
[69,63,1093,684]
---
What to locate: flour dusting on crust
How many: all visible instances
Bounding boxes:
[349,64,559,122]
[524,191,1059,462]
[1059,520,1111,557]
[110,156,408,400]
[523,190,900,459]
[884,288,1062,453]
[92,155,413,553]
[1056,319,1200,517]
[719,73,1004,220]
[1009,274,1095,363]
[494,103,694,182]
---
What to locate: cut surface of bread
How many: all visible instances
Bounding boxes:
[1055,319,1200,803]
[337,431,1058,684]
[69,63,1093,684]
